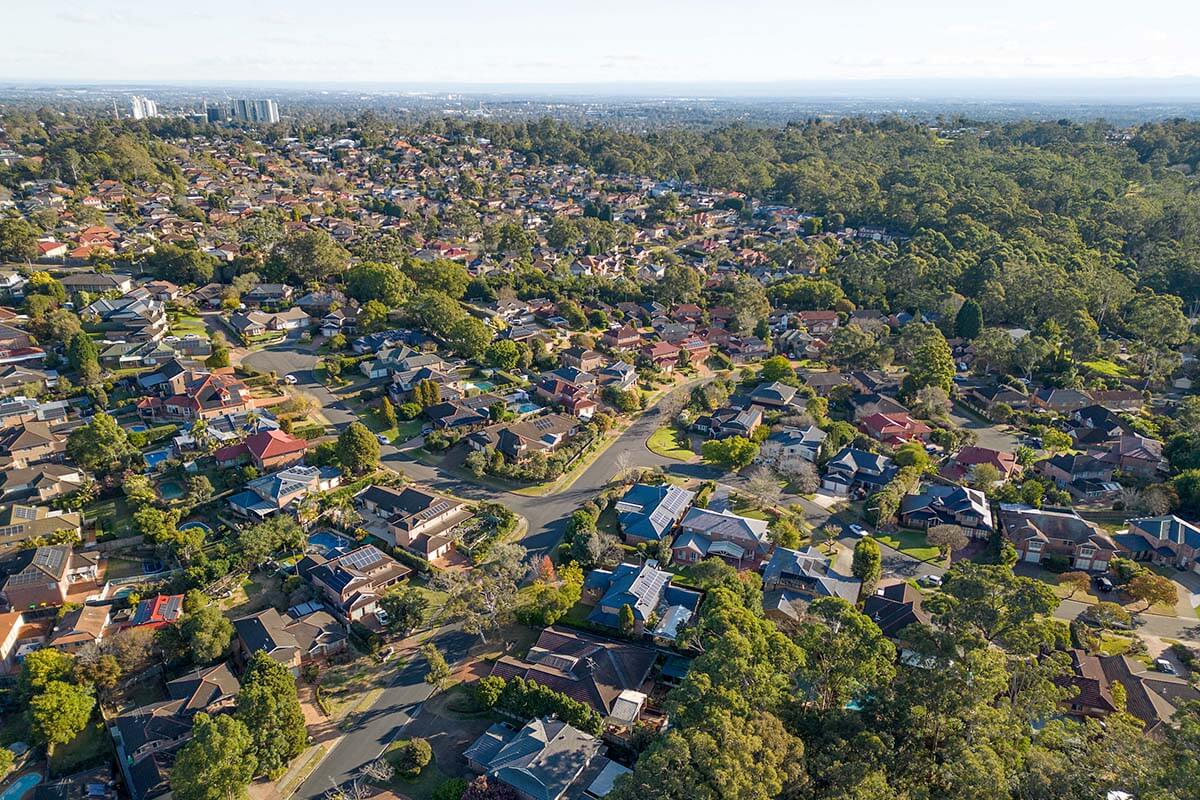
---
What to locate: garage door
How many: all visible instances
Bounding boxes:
[1075,558,1092,571]
[1025,551,1040,563]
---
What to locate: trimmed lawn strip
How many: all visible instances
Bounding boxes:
[873,529,941,562]
[646,425,696,461]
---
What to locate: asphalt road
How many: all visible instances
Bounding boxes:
[293,628,475,800]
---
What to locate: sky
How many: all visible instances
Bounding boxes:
[3,0,1198,88]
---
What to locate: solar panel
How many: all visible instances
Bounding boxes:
[14,506,37,520]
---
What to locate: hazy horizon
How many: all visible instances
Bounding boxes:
[4,0,1197,89]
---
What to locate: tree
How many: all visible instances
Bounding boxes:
[700,437,759,471]
[402,258,471,299]
[206,344,231,369]
[412,378,442,409]
[66,331,101,385]
[238,515,303,568]
[380,586,429,635]
[1055,571,1091,600]
[954,299,983,339]
[924,561,1061,652]
[394,738,433,778]
[657,263,702,305]
[619,603,636,635]
[358,299,391,334]
[29,680,95,749]
[345,261,414,307]
[758,355,796,383]
[67,413,140,476]
[485,340,520,371]
[337,422,380,475]
[1126,571,1177,611]
[743,467,782,510]
[422,643,451,690]
[0,745,12,779]
[0,217,38,263]
[266,229,349,284]
[769,516,802,550]
[851,537,883,593]
[926,524,970,560]
[795,597,895,712]
[460,776,520,800]
[19,647,74,698]
[446,315,493,360]
[968,462,1003,491]
[379,396,398,430]
[236,651,307,778]
[180,601,234,664]
[171,713,257,800]
[903,331,955,396]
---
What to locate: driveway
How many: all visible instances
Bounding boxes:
[292,628,475,800]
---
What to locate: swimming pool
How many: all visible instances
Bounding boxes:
[308,530,352,556]
[158,480,184,500]
[0,773,43,800]
[514,402,541,415]
[179,521,212,533]
[465,380,496,393]
[127,423,149,433]
[143,449,171,470]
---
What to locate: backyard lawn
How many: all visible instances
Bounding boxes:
[873,529,942,562]
[168,313,208,337]
[646,425,696,461]
[86,496,137,539]
[49,720,110,777]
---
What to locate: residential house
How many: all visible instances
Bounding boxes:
[999,504,1118,571]
[749,381,798,409]
[758,425,826,470]
[1096,434,1168,478]
[232,606,347,674]
[1,543,97,610]
[128,594,184,629]
[47,603,109,652]
[228,307,309,337]
[535,378,597,420]
[1113,515,1200,573]
[639,341,681,371]
[858,412,932,445]
[0,505,82,557]
[356,484,473,561]
[899,484,994,535]
[615,483,695,544]
[227,465,341,519]
[940,446,1021,484]
[0,421,66,469]
[59,272,133,294]
[692,404,762,439]
[214,428,309,471]
[1100,654,1200,736]
[601,325,641,350]
[965,384,1030,416]
[464,718,610,800]
[0,464,84,503]
[241,283,293,306]
[83,289,167,341]
[596,361,638,392]
[297,545,411,621]
[1057,649,1119,720]
[672,507,772,568]
[800,370,852,397]
[863,582,932,640]
[796,310,839,335]
[490,626,657,723]
[136,369,253,422]
[1031,388,1093,414]
[560,346,604,373]
[1036,453,1117,499]
[760,546,861,622]
[822,447,898,496]
[582,560,702,640]
[466,414,579,463]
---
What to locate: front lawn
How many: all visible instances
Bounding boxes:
[646,425,696,461]
[382,739,451,800]
[873,529,942,562]
[168,313,208,337]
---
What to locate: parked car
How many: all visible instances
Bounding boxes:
[1154,658,1178,675]
[376,434,389,445]
[848,524,869,537]
[917,574,943,588]
[1095,575,1115,593]
[284,374,299,385]
[375,609,390,626]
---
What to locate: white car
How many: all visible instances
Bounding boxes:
[917,574,944,588]
[376,434,389,445]
[283,374,299,385]
[848,524,869,537]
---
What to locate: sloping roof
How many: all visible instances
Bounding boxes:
[245,429,308,461]
[679,507,769,544]
[615,483,695,542]
[166,662,240,712]
[489,626,656,717]
[761,546,861,602]
[1127,516,1200,550]
[474,717,603,800]
[862,582,930,638]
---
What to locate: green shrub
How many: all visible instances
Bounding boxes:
[432,778,468,800]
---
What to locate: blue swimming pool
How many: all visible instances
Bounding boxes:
[179,521,212,533]
[308,530,351,556]
[0,773,42,800]
[143,449,170,470]
[514,402,541,415]
[127,423,149,433]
